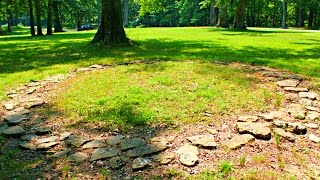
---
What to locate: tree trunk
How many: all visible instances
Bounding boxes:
[298,0,304,27]
[217,3,229,28]
[35,0,43,35]
[123,0,129,27]
[272,0,277,27]
[29,0,35,36]
[47,0,53,35]
[308,9,314,27]
[91,0,129,46]
[77,15,82,31]
[53,0,63,32]
[233,0,247,30]
[210,0,216,26]
[281,0,288,29]
[7,10,13,32]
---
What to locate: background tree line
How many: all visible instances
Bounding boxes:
[0,0,320,35]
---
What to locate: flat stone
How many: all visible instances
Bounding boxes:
[119,138,145,151]
[90,64,104,69]
[90,148,120,161]
[236,122,271,140]
[306,123,319,129]
[67,152,89,162]
[76,67,91,72]
[277,79,300,87]
[313,101,320,108]
[132,157,152,170]
[107,135,125,145]
[207,128,218,135]
[126,143,168,158]
[21,134,38,141]
[187,135,217,149]
[273,128,295,142]
[299,98,313,106]
[307,111,320,120]
[26,82,40,87]
[3,103,16,110]
[176,144,199,166]
[26,87,37,94]
[306,106,319,112]
[82,140,106,149]
[2,126,25,136]
[218,132,233,140]
[4,109,30,125]
[36,136,59,144]
[109,156,129,169]
[52,150,71,158]
[25,100,44,108]
[284,93,300,102]
[237,115,259,122]
[150,136,175,144]
[288,104,306,119]
[284,87,308,92]
[299,92,318,100]
[309,134,320,143]
[66,135,90,147]
[37,142,59,150]
[222,134,255,149]
[258,111,288,121]
[33,127,51,135]
[273,121,307,134]
[154,153,175,165]
[60,132,72,140]
[19,141,36,150]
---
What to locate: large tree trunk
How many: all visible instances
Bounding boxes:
[28,0,35,36]
[91,0,129,46]
[7,10,13,32]
[47,0,53,35]
[233,0,247,30]
[281,0,288,29]
[123,0,129,27]
[217,3,229,28]
[210,0,216,26]
[35,0,43,35]
[308,9,314,27]
[272,0,277,27]
[53,0,63,32]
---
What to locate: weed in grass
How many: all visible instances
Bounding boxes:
[239,156,246,166]
[61,165,72,178]
[164,168,184,179]
[291,149,307,166]
[274,133,282,148]
[219,160,233,178]
[99,168,111,180]
[274,94,284,108]
[252,154,266,164]
[189,169,217,180]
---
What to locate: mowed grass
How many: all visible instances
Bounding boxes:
[55,61,279,129]
[0,27,319,102]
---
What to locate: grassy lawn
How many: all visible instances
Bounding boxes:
[54,61,279,129]
[0,27,319,102]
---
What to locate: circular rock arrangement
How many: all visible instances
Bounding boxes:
[0,63,320,177]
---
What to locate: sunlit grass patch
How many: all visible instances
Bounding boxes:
[54,61,277,129]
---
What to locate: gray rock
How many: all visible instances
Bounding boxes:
[307,111,320,120]
[21,134,38,141]
[288,104,306,119]
[4,109,30,125]
[222,134,255,149]
[1,126,26,136]
[33,127,51,135]
[218,132,233,141]
[277,79,300,87]
[25,100,44,108]
[76,67,91,72]
[26,87,37,94]
[36,136,59,144]
[67,152,89,162]
[90,148,120,161]
[187,135,217,149]
[19,141,36,150]
[90,64,104,69]
[306,106,319,112]
[306,123,319,129]
[126,143,168,158]
[236,122,271,140]
[299,92,318,100]
[313,101,320,108]
[66,135,90,147]
[60,132,72,140]
[309,134,320,143]
[107,135,125,145]
[273,128,295,142]
[237,115,259,122]
[119,138,145,151]
[154,153,175,165]
[150,136,175,144]
[132,157,152,170]
[299,98,313,106]
[52,150,71,158]
[37,142,59,150]
[176,144,199,166]
[284,93,300,102]
[273,121,307,134]
[109,156,129,169]
[284,87,308,92]
[207,128,218,135]
[3,103,16,110]
[82,140,106,149]
[259,111,288,121]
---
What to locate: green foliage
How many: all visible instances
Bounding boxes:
[219,160,233,177]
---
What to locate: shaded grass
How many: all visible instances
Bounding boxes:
[0,27,320,101]
[54,61,277,129]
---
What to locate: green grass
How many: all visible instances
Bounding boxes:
[54,61,277,129]
[1,27,320,102]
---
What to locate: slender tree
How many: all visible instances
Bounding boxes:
[7,9,13,32]
[233,0,247,29]
[217,0,229,28]
[28,0,35,36]
[35,0,43,35]
[91,0,129,46]
[53,0,63,32]
[210,0,216,26]
[123,0,129,27]
[281,0,288,29]
[47,0,53,35]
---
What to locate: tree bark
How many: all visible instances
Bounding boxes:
[47,0,53,35]
[53,0,63,32]
[35,0,43,35]
[29,0,35,36]
[123,0,129,27]
[272,0,277,27]
[308,9,314,27]
[281,0,288,29]
[210,0,216,26]
[233,0,247,30]
[217,2,229,28]
[298,0,304,27]
[91,0,129,46]
[7,10,13,32]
